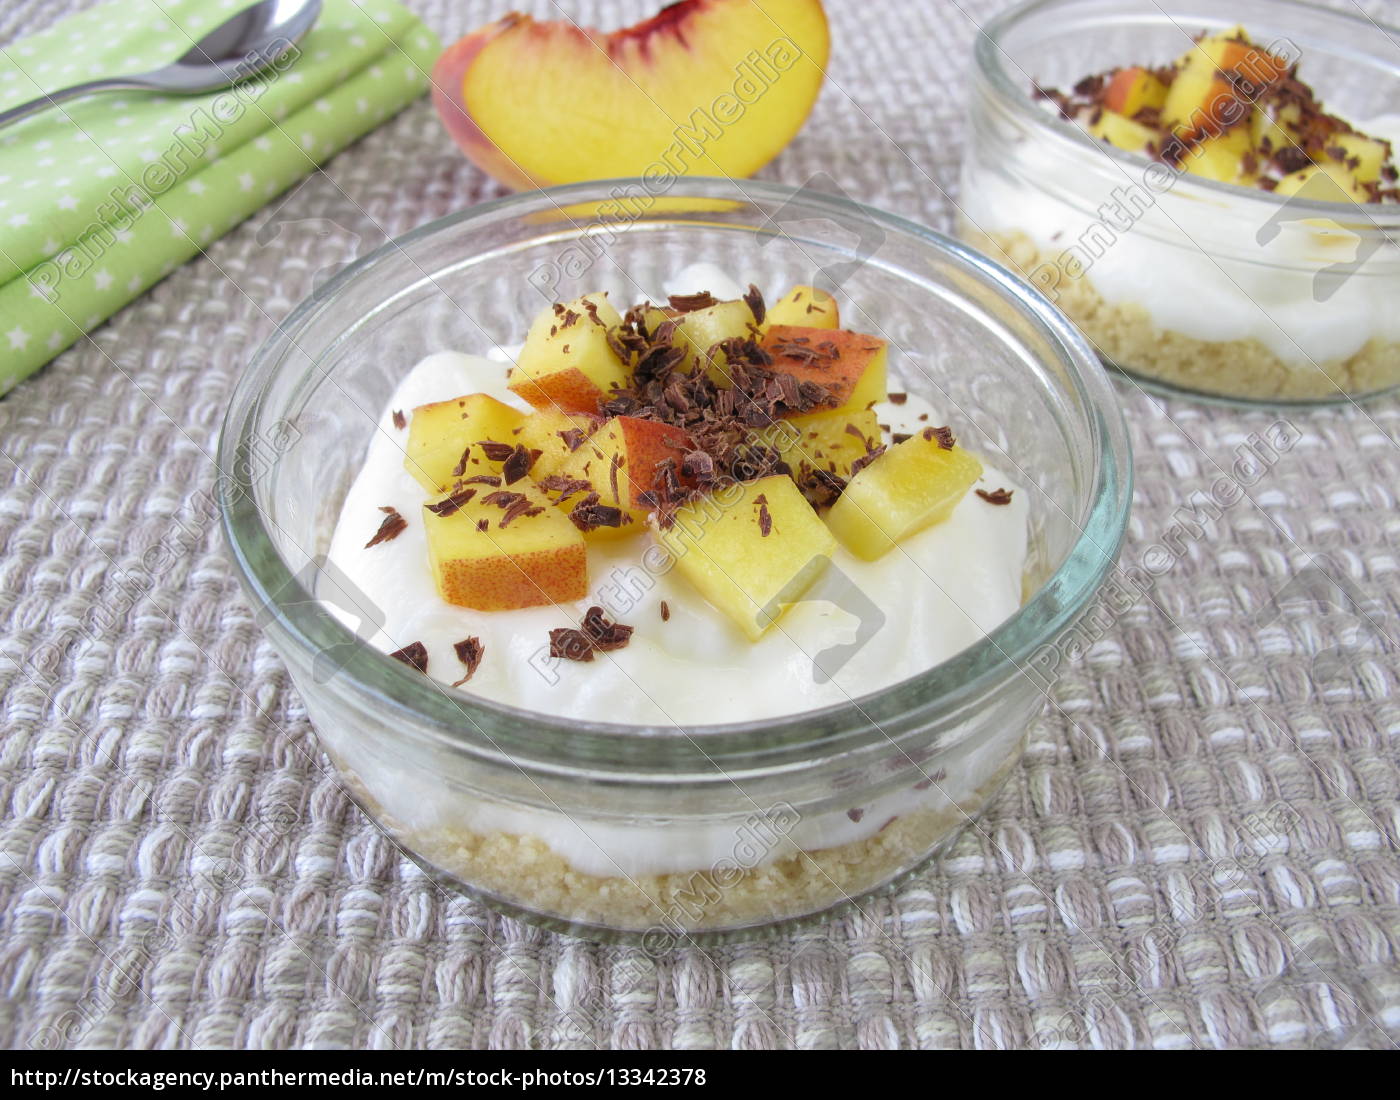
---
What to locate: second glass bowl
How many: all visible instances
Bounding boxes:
[960,0,1400,405]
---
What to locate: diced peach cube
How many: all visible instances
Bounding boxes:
[751,407,880,485]
[423,480,587,611]
[508,292,628,414]
[825,427,983,560]
[515,406,601,481]
[760,325,887,414]
[763,285,839,331]
[404,392,525,494]
[1090,108,1158,153]
[653,475,835,640]
[1103,66,1168,118]
[648,298,759,385]
[553,415,693,537]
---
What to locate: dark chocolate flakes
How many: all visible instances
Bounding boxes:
[476,440,516,463]
[549,606,635,662]
[426,487,477,517]
[388,641,428,673]
[451,636,485,686]
[365,506,407,548]
[755,493,772,537]
[392,409,407,430]
[501,444,538,485]
[922,425,956,450]
[668,290,717,313]
[568,493,625,533]
[742,283,766,327]
[977,488,1014,505]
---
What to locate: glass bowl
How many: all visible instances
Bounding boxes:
[218,177,1131,943]
[959,0,1400,405]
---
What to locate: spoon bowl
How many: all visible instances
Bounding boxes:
[0,0,322,128]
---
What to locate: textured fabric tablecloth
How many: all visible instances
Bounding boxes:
[1,0,1397,1050]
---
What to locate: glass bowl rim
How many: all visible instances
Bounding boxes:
[975,0,1400,221]
[217,176,1132,777]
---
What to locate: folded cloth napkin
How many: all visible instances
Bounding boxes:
[0,0,439,395]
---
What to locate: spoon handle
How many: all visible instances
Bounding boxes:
[0,77,153,130]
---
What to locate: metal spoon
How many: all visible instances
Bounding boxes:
[0,0,322,130]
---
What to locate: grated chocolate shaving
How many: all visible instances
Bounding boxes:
[536,475,592,504]
[460,473,502,487]
[476,440,516,463]
[743,283,766,326]
[608,452,623,505]
[755,493,772,537]
[426,487,477,517]
[660,600,671,622]
[977,488,1014,505]
[558,427,588,452]
[887,392,908,405]
[501,444,538,485]
[450,636,484,686]
[392,409,406,430]
[450,445,472,479]
[923,425,956,450]
[846,808,864,823]
[365,506,407,548]
[849,444,886,479]
[548,605,635,662]
[568,492,625,532]
[388,641,428,673]
[668,290,717,313]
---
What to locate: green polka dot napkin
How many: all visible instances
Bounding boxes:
[0,0,440,395]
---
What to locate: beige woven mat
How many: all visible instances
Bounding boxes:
[1,0,1397,1050]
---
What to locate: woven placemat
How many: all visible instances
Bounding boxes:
[1,0,1396,1050]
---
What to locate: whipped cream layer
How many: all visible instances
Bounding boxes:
[962,114,1400,365]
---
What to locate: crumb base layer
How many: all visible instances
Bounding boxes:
[331,750,1022,941]
[966,228,1400,403]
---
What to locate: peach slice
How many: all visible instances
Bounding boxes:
[423,481,588,611]
[1089,108,1158,154]
[508,293,629,415]
[760,325,888,415]
[553,415,694,537]
[1103,67,1168,118]
[1164,30,1285,141]
[1275,162,1370,204]
[431,0,830,190]
[1179,127,1252,184]
[658,297,759,384]
[515,407,601,481]
[825,427,983,561]
[404,393,526,494]
[763,285,839,331]
[751,406,880,486]
[653,474,835,640]
[1328,133,1390,185]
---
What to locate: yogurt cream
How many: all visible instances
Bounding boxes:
[960,114,1400,368]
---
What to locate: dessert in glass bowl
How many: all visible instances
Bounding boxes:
[959,0,1400,404]
[219,180,1130,941]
